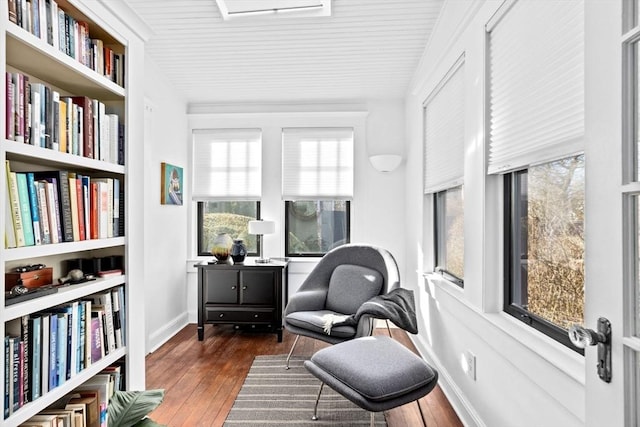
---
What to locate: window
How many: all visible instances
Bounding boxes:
[282,128,353,256]
[487,0,585,348]
[424,57,465,284]
[434,187,464,286]
[197,201,260,256]
[192,129,262,256]
[285,200,350,256]
[504,155,584,349]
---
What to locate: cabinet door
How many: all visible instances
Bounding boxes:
[240,270,275,305]
[204,269,239,303]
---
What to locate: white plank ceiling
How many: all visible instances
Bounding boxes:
[123,0,444,104]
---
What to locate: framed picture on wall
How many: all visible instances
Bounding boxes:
[161,162,183,205]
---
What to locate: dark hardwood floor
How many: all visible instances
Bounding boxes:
[145,324,463,427]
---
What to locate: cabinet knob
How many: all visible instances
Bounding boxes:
[242,286,248,290]
[219,313,225,318]
[231,286,236,290]
[254,314,259,318]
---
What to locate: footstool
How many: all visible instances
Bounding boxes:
[304,335,438,426]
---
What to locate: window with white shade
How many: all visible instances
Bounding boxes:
[487,0,585,349]
[192,129,262,256]
[282,128,353,256]
[424,58,465,286]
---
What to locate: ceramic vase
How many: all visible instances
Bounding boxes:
[230,239,247,264]
[211,234,233,262]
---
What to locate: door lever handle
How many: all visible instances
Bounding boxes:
[568,317,611,383]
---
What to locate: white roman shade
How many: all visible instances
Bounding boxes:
[423,59,465,194]
[282,127,354,200]
[487,0,584,174]
[192,129,262,200]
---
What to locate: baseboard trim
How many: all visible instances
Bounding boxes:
[410,334,485,427]
[148,313,189,354]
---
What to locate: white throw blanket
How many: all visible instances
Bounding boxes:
[321,313,351,334]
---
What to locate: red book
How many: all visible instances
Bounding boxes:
[70,96,94,159]
[90,182,98,239]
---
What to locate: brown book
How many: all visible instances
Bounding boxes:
[69,96,94,159]
[68,390,99,427]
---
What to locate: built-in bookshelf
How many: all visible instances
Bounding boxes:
[1,0,146,425]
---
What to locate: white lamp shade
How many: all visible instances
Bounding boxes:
[369,154,402,173]
[248,220,276,235]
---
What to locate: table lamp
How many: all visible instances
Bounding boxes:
[248,220,276,263]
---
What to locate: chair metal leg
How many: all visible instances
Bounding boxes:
[311,382,324,421]
[385,319,392,337]
[285,335,300,370]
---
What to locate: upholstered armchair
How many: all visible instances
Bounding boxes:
[283,244,401,368]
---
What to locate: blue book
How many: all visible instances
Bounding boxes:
[28,315,42,401]
[77,302,85,372]
[26,172,42,245]
[15,173,35,246]
[55,313,68,385]
[48,313,57,390]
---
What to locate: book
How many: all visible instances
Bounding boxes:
[29,82,43,147]
[6,162,25,247]
[42,179,61,244]
[112,178,120,237]
[70,96,93,159]
[6,315,30,406]
[34,171,73,242]
[27,314,42,401]
[73,374,111,427]
[36,180,52,244]
[26,172,43,245]
[16,172,36,246]
[96,269,122,278]
[48,311,57,390]
[5,176,17,248]
[72,173,86,240]
[68,173,80,241]
[91,291,115,353]
[89,313,104,362]
[41,314,50,395]
[55,312,68,387]
[82,300,92,368]
[67,390,99,427]
[110,288,122,348]
[4,337,10,419]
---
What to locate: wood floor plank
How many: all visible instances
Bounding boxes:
[146,324,462,427]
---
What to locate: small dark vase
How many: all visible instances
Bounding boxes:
[230,239,247,264]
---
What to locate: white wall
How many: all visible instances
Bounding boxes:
[184,100,407,322]
[403,1,585,426]
[143,54,190,353]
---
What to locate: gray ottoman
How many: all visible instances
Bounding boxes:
[304,335,438,426]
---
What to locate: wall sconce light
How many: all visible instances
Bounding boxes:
[248,220,276,263]
[369,154,402,173]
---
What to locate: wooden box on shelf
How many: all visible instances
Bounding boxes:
[4,267,53,291]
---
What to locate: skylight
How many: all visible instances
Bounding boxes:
[216,0,331,20]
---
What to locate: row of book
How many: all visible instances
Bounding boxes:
[5,286,125,420]
[19,363,122,427]
[7,0,125,87]
[6,71,125,166]
[5,163,124,249]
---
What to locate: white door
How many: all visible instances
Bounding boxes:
[584,1,638,426]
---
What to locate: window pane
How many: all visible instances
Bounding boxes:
[435,187,464,284]
[198,201,258,255]
[516,155,585,331]
[286,201,349,256]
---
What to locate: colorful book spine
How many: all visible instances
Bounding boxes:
[6,162,25,247]
[26,172,42,245]
[15,173,35,246]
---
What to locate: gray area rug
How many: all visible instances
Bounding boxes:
[223,354,387,426]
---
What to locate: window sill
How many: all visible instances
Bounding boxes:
[422,271,585,385]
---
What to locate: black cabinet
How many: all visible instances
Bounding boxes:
[197,261,288,342]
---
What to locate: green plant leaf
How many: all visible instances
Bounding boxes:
[107,389,165,427]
